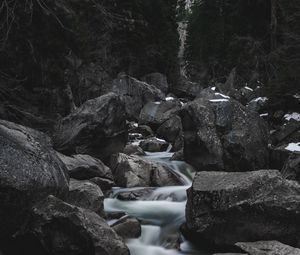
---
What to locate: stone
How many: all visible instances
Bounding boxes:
[185,170,300,248]
[53,93,127,162]
[0,120,69,238]
[140,137,170,152]
[111,216,141,239]
[142,72,169,93]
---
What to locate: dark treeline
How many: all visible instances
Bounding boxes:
[185,0,300,98]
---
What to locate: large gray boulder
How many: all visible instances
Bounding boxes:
[109,153,182,188]
[179,98,269,171]
[139,99,182,129]
[110,74,164,119]
[53,93,127,161]
[0,120,69,238]
[28,196,129,255]
[57,153,113,181]
[66,179,104,216]
[184,170,300,248]
[236,241,300,255]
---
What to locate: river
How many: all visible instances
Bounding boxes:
[104,150,211,255]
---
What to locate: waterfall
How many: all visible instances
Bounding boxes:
[177,0,193,78]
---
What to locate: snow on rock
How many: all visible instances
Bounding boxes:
[245,86,254,91]
[214,93,230,99]
[165,97,175,101]
[284,112,300,122]
[211,87,216,91]
[253,97,268,102]
[285,143,300,152]
[209,99,229,103]
[260,113,268,117]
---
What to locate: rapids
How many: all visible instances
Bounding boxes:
[104,150,211,255]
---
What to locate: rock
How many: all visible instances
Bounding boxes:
[142,72,169,93]
[140,137,170,152]
[110,74,164,119]
[213,254,246,255]
[111,216,141,239]
[129,124,154,138]
[109,153,182,187]
[57,153,113,180]
[172,79,203,98]
[247,97,269,112]
[89,177,115,191]
[282,153,300,182]
[0,120,69,238]
[185,170,300,248]
[53,93,127,162]
[66,179,104,215]
[123,144,146,156]
[179,98,269,171]
[270,144,296,170]
[157,115,183,151]
[170,149,184,161]
[236,240,300,255]
[271,120,300,146]
[115,188,155,201]
[28,195,129,255]
[139,100,182,130]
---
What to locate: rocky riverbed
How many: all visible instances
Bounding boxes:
[0,73,299,255]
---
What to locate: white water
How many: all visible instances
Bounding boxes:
[104,150,210,255]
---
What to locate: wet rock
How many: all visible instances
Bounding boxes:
[110,74,164,119]
[111,216,141,239]
[185,170,300,248]
[247,97,269,112]
[66,179,104,215]
[170,149,184,161]
[140,137,170,152]
[53,93,127,162]
[139,100,182,130]
[57,153,113,180]
[142,72,169,93]
[157,115,183,151]
[179,98,269,171]
[129,125,154,138]
[115,188,155,201]
[28,195,129,255]
[123,144,146,156]
[236,240,300,255]
[0,120,69,238]
[109,153,182,188]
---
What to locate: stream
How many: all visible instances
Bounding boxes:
[104,150,211,255]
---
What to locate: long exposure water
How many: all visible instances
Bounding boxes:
[104,150,211,255]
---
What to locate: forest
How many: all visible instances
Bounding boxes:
[0,0,299,255]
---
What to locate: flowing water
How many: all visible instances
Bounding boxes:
[104,150,211,255]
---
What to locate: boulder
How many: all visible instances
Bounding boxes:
[123,144,146,156]
[247,97,269,113]
[157,115,183,151]
[282,153,300,182]
[110,74,164,119]
[66,179,104,215]
[140,137,170,152]
[111,216,141,239]
[179,98,269,171]
[0,120,69,238]
[129,124,154,138]
[57,153,113,180]
[185,170,300,248]
[89,177,115,191]
[236,241,300,255]
[109,153,182,188]
[142,72,169,93]
[271,120,300,146]
[115,188,155,201]
[139,100,182,129]
[28,196,129,255]
[53,93,127,162]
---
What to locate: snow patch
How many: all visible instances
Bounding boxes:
[133,123,138,127]
[260,113,268,117]
[214,93,230,99]
[165,97,175,101]
[253,97,268,102]
[285,143,300,152]
[284,112,300,122]
[211,87,216,91]
[209,99,229,103]
[153,102,161,105]
[294,94,300,100]
[245,86,253,91]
